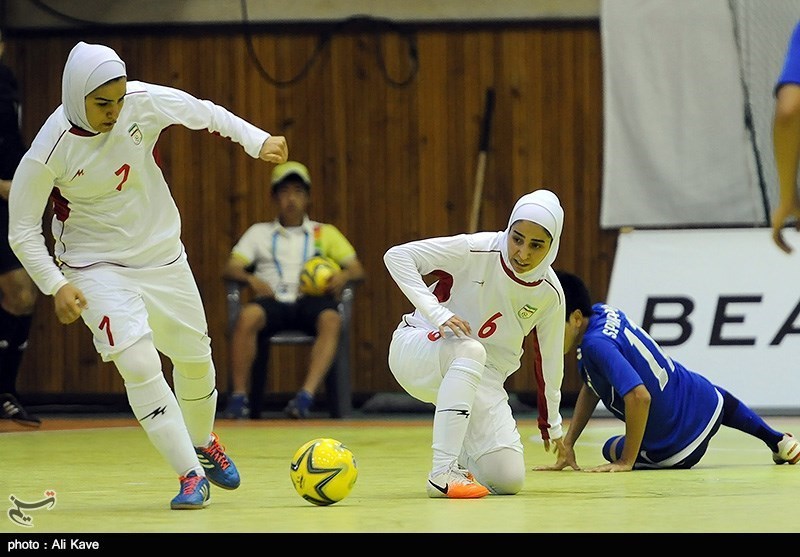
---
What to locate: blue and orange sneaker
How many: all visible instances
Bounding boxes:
[195,432,241,489]
[170,470,210,510]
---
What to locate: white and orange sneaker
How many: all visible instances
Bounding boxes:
[773,433,800,465]
[426,463,490,499]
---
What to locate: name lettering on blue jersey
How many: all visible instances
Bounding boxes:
[600,304,622,339]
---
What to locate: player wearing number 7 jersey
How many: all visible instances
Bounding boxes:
[535,271,800,473]
[8,41,288,509]
[384,189,569,498]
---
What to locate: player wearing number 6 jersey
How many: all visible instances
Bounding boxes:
[8,41,288,509]
[535,271,800,473]
[384,189,569,498]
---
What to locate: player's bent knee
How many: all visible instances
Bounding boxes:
[474,449,524,495]
[603,435,625,463]
[488,473,524,495]
[454,337,487,364]
[173,359,214,381]
[112,337,163,385]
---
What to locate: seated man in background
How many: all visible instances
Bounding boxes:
[536,270,799,472]
[222,161,365,419]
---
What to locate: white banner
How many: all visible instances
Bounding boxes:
[600,0,765,228]
[607,228,800,412]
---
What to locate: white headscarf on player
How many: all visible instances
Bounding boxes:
[62,41,127,134]
[499,189,564,282]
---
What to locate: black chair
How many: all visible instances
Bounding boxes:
[225,280,354,418]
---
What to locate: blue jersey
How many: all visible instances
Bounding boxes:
[776,21,800,93]
[578,303,723,466]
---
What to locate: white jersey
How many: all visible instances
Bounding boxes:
[9,80,270,296]
[383,231,566,439]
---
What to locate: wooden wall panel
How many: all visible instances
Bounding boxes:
[5,20,614,408]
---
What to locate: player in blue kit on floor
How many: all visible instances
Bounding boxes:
[536,271,800,472]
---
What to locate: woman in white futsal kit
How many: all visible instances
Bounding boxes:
[8,41,288,509]
[384,189,569,498]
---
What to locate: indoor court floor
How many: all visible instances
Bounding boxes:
[2,413,798,539]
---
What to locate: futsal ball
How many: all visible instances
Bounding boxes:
[289,437,358,506]
[299,256,340,296]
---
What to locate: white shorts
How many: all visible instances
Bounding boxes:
[62,254,211,363]
[388,325,523,460]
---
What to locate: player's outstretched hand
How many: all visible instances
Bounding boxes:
[585,461,634,473]
[771,201,800,254]
[534,437,579,471]
[259,136,288,164]
[54,283,87,325]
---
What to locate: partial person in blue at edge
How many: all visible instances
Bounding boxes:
[772,20,800,253]
[535,271,799,472]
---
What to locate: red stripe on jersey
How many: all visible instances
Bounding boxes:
[50,187,70,222]
[153,126,172,170]
[153,144,162,169]
[430,270,453,302]
[530,330,552,440]
[498,253,543,287]
[68,126,97,137]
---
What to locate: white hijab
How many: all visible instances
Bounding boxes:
[499,189,564,282]
[62,41,126,133]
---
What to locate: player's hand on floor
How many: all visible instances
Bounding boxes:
[585,461,634,473]
[771,202,800,254]
[534,440,579,471]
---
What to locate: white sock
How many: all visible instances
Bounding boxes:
[430,357,482,476]
[126,374,203,477]
[173,360,218,447]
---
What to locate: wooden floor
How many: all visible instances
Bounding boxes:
[1,413,799,542]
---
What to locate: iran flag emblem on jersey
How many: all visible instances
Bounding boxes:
[517,304,538,319]
[128,123,143,145]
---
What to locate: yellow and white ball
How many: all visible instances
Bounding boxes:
[289,437,358,506]
[299,256,340,296]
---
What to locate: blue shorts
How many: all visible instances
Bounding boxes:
[602,416,722,470]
